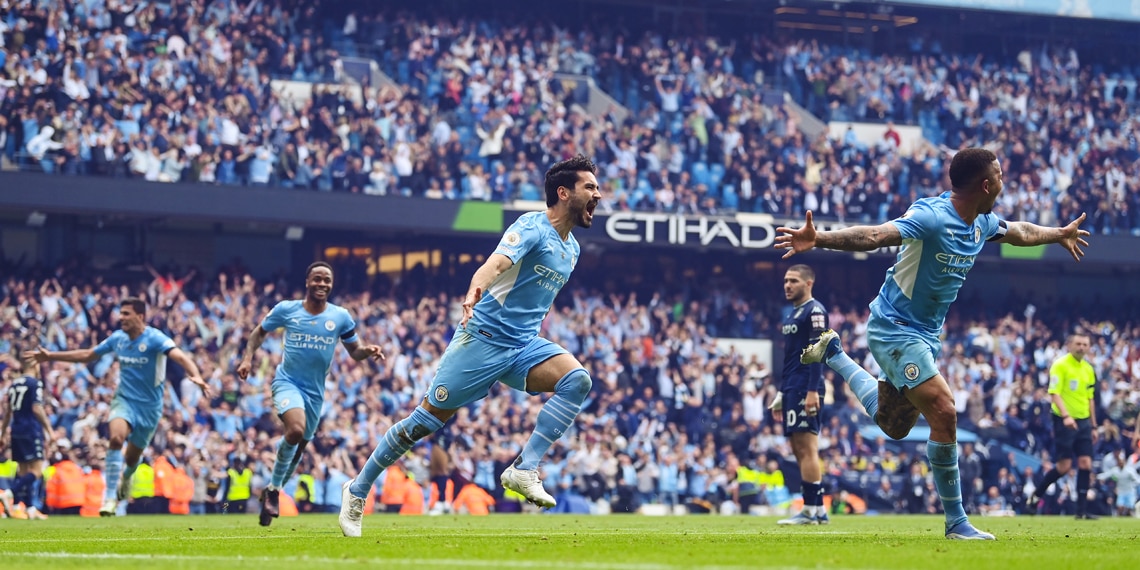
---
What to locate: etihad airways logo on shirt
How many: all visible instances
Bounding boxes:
[119,355,150,366]
[287,332,336,344]
[285,332,337,351]
[534,265,568,286]
[934,253,975,274]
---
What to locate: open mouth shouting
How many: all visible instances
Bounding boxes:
[582,200,598,227]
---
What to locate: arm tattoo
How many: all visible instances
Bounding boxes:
[243,327,267,362]
[816,225,902,252]
[1005,222,1060,246]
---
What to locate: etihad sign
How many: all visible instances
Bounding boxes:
[602,212,900,255]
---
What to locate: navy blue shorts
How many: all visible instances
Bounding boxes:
[10,435,44,463]
[780,389,822,435]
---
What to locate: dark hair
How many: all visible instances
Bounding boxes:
[948,148,997,191]
[544,154,598,207]
[787,264,815,282]
[306,261,333,279]
[120,297,146,315]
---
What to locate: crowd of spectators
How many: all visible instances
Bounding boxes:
[4,2,1140,234]
[1,261,1138,517]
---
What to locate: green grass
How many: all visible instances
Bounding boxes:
[2,514,1137,570]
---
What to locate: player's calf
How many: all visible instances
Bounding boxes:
[875,381,920,440]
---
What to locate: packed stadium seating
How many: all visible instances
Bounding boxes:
[3,3,1140,234]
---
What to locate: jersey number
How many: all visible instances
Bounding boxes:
[8,385,28,410]
[785,409,797,428]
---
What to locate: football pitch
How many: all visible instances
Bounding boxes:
[1,514,1134,570]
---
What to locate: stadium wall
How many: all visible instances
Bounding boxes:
[4,173,1140,292]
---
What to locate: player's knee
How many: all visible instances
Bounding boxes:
[556,368,592,402]
[283,426,306,445]
[108,434,126,449]
[878,421,911,441]
[875,407,920,440]
[921,396,956,430]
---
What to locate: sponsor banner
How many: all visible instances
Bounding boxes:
[0,172,501,235]
[506,207,1140,265]
[505,209,903,256]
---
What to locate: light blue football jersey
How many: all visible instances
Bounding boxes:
[871,192,1004,336]
[466,211,580,348]
[261,300,359,393]
[93,327,177,409]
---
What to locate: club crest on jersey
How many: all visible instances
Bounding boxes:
[325,320,336,331]
[138,344,147,352]
[504,232,521,246]
[904,363,920,381]
[434,386,449,402]
[974,227,981,243]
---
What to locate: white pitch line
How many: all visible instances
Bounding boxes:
[7,552,823,570]
[2,528,854,544]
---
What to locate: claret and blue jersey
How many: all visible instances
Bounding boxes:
[872,192,1006,337]
[466,211,580,348]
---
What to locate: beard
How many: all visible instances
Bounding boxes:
[573,204,594,228]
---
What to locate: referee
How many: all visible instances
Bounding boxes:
[1034,332,1099,519]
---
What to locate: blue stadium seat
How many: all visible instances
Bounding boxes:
[691,162,709,187]
[709,167,724,191]
[709,162,725,179]
[519,183,541,201]
[455,126,473,145]
[720,185,738,210]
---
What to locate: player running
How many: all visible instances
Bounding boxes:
[237,262,385,527]
[338,154,601,538]
[25,297,209,516]
[776,147,1089,540]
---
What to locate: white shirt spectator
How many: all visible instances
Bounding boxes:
[467,171,490,200]
[432,120,452,147]
[167,35,188,60]
[219,117,242,146]
[393,142,413,177]
[741,383,764,423]
[366,163,390,196]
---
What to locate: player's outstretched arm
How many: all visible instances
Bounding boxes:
[169,347,210,398]
[460,253,514,328]
[236,325,270,380]
[22,346,98,364]
[776,211,902,258]
[345,340,386,362]
[1000,213,1090,261]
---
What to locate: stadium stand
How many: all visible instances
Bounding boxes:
[2,3,1140,233]
[1,265,1137,517]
